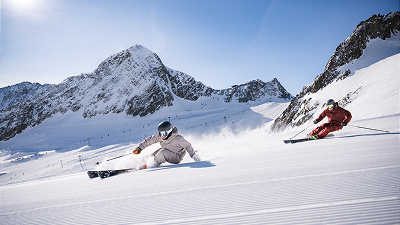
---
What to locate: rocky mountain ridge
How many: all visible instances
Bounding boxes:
[0,82,52,110]
[0,45,291,141]
[270,11,400,132]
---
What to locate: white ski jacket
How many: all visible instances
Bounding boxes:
[138,127,197,158]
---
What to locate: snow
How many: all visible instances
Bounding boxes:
[0,38,399,224]
[1,115,399,224]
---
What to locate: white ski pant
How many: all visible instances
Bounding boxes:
[152,148,186,165]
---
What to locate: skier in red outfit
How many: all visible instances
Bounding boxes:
[309,99,352,139]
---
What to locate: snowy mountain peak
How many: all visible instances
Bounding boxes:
[0,46,292,141]
[218,78,291,103]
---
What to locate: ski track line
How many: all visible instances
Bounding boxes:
[5,142,397,187]
[282,137,399,150]
[225,142,399,168]
[135,196,400,225]
[1,147,398,192]
[268,143,400,162]
[203,201,400,225]
[1,164,398,216]
[220,152,400,174]
[6,171,396,222]
[132,172,400,225]
[176,204,400,225]
[143,152,400,186]
[2,134,396,186]
[146,142,400,180]
[91,134,398,171]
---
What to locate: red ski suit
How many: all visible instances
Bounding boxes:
[310,106,352,138]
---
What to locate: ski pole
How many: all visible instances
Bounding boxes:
[95,152,134,165]
[290,123,314,140]
[348,124,389,133]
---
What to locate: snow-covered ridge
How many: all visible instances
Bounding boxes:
[0,82,52,110]
[307,12,399,95]
[0,45,292,141]
[271,12,400,132]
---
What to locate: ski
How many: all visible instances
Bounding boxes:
[284,133,334,144]
[87,168,135,179]
[283,138,312,144]
[87,171,100,178]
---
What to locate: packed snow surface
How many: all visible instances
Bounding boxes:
[1,47,399,223]
[1,116,398,224]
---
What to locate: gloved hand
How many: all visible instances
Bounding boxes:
[192,153,201,162]
[313,119,318,124]
[133,147,142,155]
[341,122,347,126]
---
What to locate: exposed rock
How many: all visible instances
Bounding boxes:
[1,45,292,141]
[0,82,52,110]
[271,12,400,132]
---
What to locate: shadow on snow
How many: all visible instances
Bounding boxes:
[149,161,216,171]
[335,132,400,139]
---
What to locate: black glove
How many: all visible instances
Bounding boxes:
[341,122,347,126]
[313,119,318,124]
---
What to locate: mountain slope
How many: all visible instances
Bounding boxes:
[0,45,291,141]
[0,80,398,224]
[0,82,52,110]
[271,12,400,132]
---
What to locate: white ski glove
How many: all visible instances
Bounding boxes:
[192,153,201,162]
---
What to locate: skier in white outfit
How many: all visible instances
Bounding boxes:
[133,121,201,168]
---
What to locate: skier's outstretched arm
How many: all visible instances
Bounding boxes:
[314,109,328,124]
[134,134,160,154]
[178,136,201,162]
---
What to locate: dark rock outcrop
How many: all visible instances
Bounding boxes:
[271,12,400,132]
[1,45,292,141]
[0,82,52,110]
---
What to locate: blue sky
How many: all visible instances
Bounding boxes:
[0,0,398,95]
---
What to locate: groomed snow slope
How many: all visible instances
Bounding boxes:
[0,115,399,224]
[1,53,399,224]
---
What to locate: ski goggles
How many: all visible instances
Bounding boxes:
[160,127,173,139]
[327,104,334,109]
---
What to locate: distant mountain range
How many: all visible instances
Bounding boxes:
[0,45,292,141]
[4,11,396,142]
[0,82,52,110]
